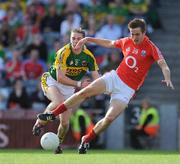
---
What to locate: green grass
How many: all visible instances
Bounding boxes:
[0,149,180,164]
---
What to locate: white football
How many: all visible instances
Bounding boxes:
[40,132,59,150]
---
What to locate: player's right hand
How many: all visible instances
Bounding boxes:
[161,79,175,90]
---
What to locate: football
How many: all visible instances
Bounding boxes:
[40,132,59,150]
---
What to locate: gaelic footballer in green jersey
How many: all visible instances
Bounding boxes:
[33,28,100,154]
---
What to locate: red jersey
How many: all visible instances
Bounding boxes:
[114,36,164,90]
[5,61,23,80]
[23,60,43,79]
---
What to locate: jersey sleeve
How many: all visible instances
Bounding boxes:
[55,47,67,71]
[114,37,128,49]
[113,39,123,48]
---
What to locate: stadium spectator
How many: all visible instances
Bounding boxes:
[37,18,174,154]
[23,33,48,62]
[40,4,64,49]
[22,49,44,80]
[7,78,31,110]
[40,4,63,33]
[7,1,24,24]
[130,98,160,149]
[60,0,82,38]
[25,2,45,28]
[6,7,21,29]
[94,14,123,69]
[32,28,100,154]
[15,16,39,50]
[31,81,49,112]
[60,11,81,38]
[70,108,94,142]
[62,0,82,15]
[0,8,6,21]
[0,18,16,48]
[95,14,123,40]
[5,49,24,85]
[127,0,150,16]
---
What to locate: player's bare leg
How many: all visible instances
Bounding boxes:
[54,110,72,154]
[38,78,107,121]
[79,100,127,154]
[32,86,64,136]
[93,100,127,134]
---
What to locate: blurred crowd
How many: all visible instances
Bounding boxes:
[0,0,162,111]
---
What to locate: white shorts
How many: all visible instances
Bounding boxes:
[101,70,135,104]
[41,72,75,100]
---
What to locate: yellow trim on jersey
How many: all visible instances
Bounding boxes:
[41,72,50,93]
[54,44,99,77]
[55,44,71,71]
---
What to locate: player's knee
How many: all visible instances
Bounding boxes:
[77,87,94,99]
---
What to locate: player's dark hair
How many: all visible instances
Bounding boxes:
[128,18,146,33]
[71,28,86,37]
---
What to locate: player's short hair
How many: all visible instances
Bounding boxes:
[128,18,146,33]
[71,28,86,37]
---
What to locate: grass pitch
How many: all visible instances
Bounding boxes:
[0,149,180,164]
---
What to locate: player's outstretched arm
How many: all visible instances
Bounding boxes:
[75,37,115,50]
[157,59,175,90]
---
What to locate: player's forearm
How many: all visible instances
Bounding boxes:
[161,66,171,81]
[158,59,172,81]
[86,37,114,48]
[57,70,80,88]
[58,75,80,88]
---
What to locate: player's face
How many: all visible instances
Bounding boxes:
[70,32,84,48]
[129,27,145,45]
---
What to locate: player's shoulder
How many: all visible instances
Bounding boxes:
[144,36,158,48]
[144,36,162,56]
[56,43,71,55]
[121,36,130,42]
[124,36,130,41]
[118,37,131,44]
[83,46,94,57]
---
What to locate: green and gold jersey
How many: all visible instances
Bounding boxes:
[49,43,99,81]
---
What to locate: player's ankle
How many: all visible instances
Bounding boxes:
[81,135,88,143]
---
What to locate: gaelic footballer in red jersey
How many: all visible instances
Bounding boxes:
[37,18,174,154]
[114,35,164,90]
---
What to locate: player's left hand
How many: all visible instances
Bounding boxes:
[162,79,175,90]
